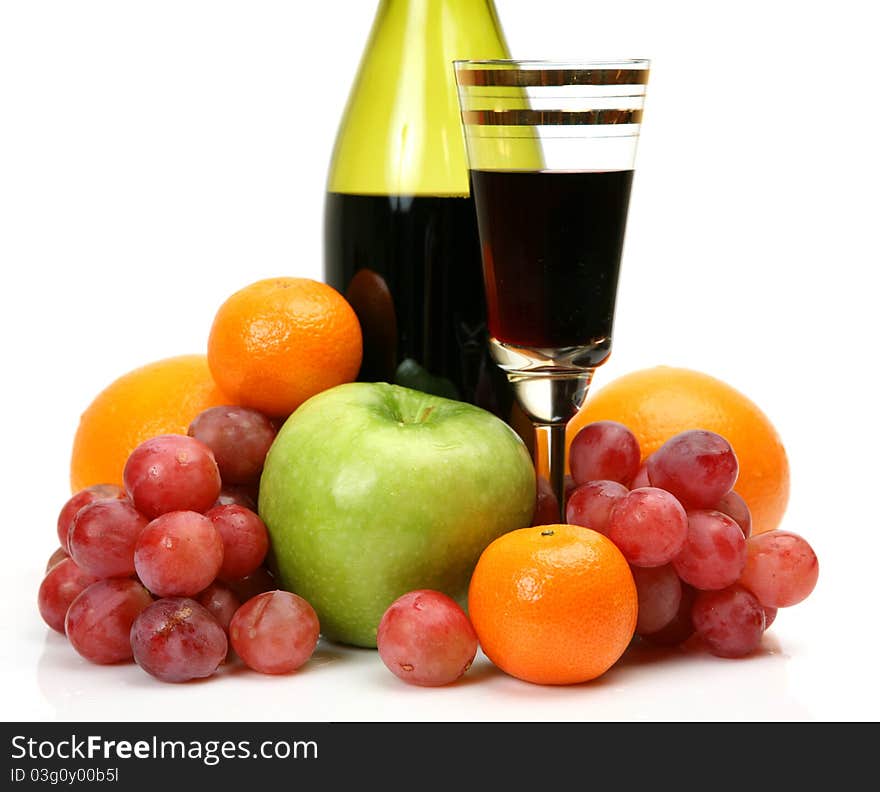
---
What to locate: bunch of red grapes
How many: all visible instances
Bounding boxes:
[38,406,320,683]
[556,421,819,658]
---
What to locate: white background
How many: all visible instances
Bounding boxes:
[1,0,877,721]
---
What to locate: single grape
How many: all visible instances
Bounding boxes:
[205,504,269,582]
[692,586,765,658]
[377,589,478,686]
[630,461,651,489]
[131,597,228,682]
[214,485,258,511]
[188,406,277,485]
[65,579,153,664]
[196,582,241,632]
[763,606,778,630]
[38,558,101,633]
[631,564,682,635]
[123,434,221,519]
[673,509,747,591]
[229,591,320,675]
[56,484,125,551]
[134,511,224,597]
[738,530,819,608]
[68,498,149,578]
[569,421,641,486]
[46,547,69,572]
[607,487,688,567]
[642,584,697,646]
[565,480,628,535]
[713,490,752,538]
[225,566,276,602]
[647,430,739,509]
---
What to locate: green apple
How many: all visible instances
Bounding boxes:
[259,382,535,648]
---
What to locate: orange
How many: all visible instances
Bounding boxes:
[550,366,789,535]
[207,278,362,417]
[70,355,230,493]
[468,524,637,685]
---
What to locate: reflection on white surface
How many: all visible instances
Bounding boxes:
[30,620,815,722]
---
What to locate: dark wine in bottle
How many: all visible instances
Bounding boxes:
[325,192,510,409]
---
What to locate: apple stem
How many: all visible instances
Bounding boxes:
[418,406,435,423]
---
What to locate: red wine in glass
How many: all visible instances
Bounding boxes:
[470,169,634,363]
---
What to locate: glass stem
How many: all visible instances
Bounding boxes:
[539,422,568,522]
[507,370,595,523]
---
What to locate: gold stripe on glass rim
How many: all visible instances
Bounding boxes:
[456,68,649,88]
[462,108,643,126]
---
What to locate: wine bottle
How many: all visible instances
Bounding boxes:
[324,0,512,414]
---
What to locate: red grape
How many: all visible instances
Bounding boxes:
[569,421,641,486]
[131,597,228,682]
[65,579,153,664]
[68,499,148,578]
[226,566,276,602]
[713,490,752,538]
[692,585,765,658]
[763,606,778,630]
[647,430,738,509]
[673,509,747,591]
[123,434,221,519]
[214,485,258,511]
[134,511,224,597]
[630,461,650,489]
[205,504,269,582]
[196,582,241,632]
[607,487,688,567]
[642,584,697,646]
[565,480,628,536]
[631,564,682,635]
[37,558,101,633]
[738,530,818,608]
[377,589,478,686]
[46,547,69,572]
[229,591,320,675]
[188,406,277,485]
[56,484,125,551]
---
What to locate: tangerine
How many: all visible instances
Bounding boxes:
[207,277,362,417]
[468,524,637,685]
[70,355,230,493]
[539,367,790,535]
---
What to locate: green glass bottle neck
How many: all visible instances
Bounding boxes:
[327,0,509,197]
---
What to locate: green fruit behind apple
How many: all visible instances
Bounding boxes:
[259,382,535,648]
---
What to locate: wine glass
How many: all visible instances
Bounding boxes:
[455,59,649,520]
